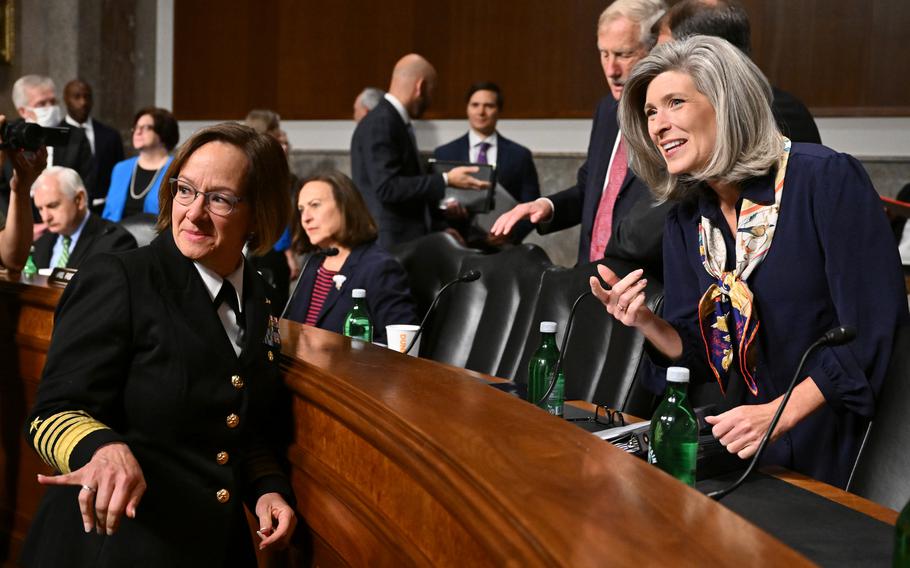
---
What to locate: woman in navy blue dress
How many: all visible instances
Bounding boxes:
[590,36,907,487]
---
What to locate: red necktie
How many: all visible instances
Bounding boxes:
[589,138,628,262]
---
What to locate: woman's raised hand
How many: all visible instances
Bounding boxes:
[589,265,653,327]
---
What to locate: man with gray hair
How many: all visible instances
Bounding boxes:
[32,166,135,270]
[492,0,669,276]
[353,87,384,122]
[3,75,96,215]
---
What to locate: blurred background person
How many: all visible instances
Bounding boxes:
[592,35,906,487]
[655,0,821,144]
[353,87,384,122]
[284,170,417,344]
[244,108,298,311]
[434,81,540,248]
[101,107,178,223]
[1,75,95,220]
[63,79,125,209]
[24,123,296,566]
[32,166,136,270]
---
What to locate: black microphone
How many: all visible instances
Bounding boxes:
[404,270,482,354]
[534,291,592,407]
[707,324,857,500]
[281,247,339,319]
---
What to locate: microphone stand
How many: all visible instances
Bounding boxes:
[404,271,481,355]
[534,291,592,406]
[707,326,855,500]
[281,247,338,319]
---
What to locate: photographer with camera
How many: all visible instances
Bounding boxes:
[0,114,47,271]
[0,75,93,219]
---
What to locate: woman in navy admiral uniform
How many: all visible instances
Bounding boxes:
[24,123,296,567]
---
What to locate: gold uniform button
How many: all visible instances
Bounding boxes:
[226,413,240,428]
[231,375,244,389]
[216,451,229,465]
[216,489,230,503]
[267,350,274,362]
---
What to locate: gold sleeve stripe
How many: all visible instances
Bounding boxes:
[32,411,110,474]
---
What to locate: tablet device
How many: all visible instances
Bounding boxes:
[429,159,497,214]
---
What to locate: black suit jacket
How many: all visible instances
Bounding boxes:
[32,213,137,269]
[90,118,126,206]
[23,232,293,567]
[434,132,541,242]
[772,86,821,145]
[351,98,446,248]
[542,96,658,267]
[284,240,417,344]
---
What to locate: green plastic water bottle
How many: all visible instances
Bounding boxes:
[648,366,698,485]
[895,497,910,567]
[22,247,37,279]
[527,321,565,416]
[343,288,373,342]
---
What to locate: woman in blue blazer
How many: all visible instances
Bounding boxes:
[101,107,178,222]
[284,170,417,344]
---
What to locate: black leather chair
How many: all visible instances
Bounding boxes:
[420,244,552,375]
[118,213,159,248]
[513,258,663,417]
[846,325,910,510]
[389,232,481,318]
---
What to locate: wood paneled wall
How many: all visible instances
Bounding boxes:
[173,0,910,120]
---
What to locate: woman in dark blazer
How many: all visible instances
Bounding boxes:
[590,36,906,487]
[284,170,417,344]
[24,123,296,567]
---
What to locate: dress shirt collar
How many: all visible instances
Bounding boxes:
[65,114,94,130]
[193,259,245,313]
[468,129,498,149]
[384,93,411,125]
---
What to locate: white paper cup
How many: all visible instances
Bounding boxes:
[386,324,420,356]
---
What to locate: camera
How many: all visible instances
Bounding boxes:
[0,121,70,151]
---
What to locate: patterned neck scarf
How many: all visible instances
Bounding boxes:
[697,138,791,396]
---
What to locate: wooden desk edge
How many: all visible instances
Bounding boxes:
[764,466,899,525]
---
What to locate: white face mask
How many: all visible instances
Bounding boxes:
[29,105,63,128]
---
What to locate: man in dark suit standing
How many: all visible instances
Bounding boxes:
[31,166,136,270]
[434,82,540,245]
[351,53,488,249]
[491,0,668,275]
[1,75,96,220]
[657,0,821,144]
[63,79,125,210]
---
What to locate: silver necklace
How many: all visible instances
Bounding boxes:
[129,160,164,200]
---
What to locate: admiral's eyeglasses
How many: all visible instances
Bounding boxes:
[169,178,243,217]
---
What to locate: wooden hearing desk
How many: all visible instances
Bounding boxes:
[0,273,886,566]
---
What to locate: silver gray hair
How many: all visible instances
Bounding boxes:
[598,0,667,49]
[618,35,782,202]
[32,166,86,201]
[357,87,384,111]
[12,75,56,109]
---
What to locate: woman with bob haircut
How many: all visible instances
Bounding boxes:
[102,106,180,222]
[590,35,906,487]
[23,123,297,567]
[284,170,417,344]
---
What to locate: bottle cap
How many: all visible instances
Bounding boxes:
[540,321,557,333]
[351,288,366,298]
[666,367,690,383]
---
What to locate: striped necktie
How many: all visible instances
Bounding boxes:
[56,236,71,268]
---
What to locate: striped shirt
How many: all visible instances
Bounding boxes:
[304,264,338,325]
